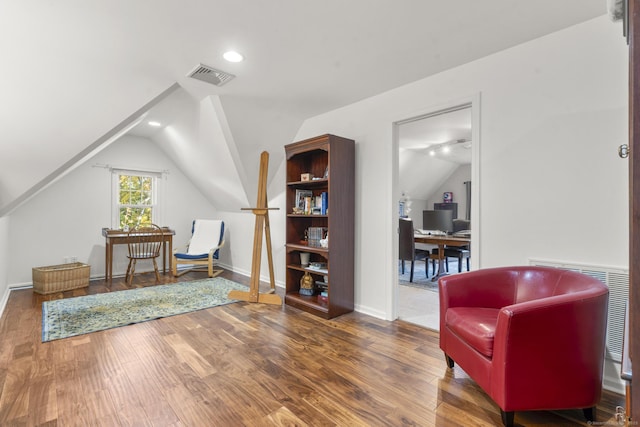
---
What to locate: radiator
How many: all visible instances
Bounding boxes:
[529,259,629,363]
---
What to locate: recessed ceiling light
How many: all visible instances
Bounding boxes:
[148,121,162,127]
[223,51,244,62]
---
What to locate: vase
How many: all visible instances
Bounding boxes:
[300,252,310,266]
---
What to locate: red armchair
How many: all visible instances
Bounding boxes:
[439,266,609,426]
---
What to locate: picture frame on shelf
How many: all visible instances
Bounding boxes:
[295,189,313,211]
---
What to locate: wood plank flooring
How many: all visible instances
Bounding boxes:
[0,269,625,426]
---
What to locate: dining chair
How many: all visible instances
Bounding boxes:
[125,224,165,285]
[399,217,432,282]
[444,218,471,272]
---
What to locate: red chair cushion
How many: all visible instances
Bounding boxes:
[446,307,500,358]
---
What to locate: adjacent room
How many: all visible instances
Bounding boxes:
[397,105,473,330]
[0,1,634,425]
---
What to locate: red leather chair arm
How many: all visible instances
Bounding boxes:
[490,290,608,411]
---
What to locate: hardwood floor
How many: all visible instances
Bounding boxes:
[0,269,625,426]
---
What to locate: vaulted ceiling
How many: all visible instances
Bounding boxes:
[0,1,606,215]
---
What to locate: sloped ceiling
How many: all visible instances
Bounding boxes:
[399,107,472,201]
[0,1,607,215]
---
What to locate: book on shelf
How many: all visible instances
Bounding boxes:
[307,227,327,247]
[321,191,328,215]
[315,280,328,291]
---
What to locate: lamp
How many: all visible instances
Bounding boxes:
[427,138,470,156]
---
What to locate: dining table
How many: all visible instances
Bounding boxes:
[414,233,471,281]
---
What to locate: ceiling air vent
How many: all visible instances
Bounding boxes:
[187,63,235,87]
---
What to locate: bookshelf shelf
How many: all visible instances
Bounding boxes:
[287,178,329,187]
[284,134,354,319]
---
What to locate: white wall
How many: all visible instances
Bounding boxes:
[398,148,458,206]
[7,136,218,285]
[295,16,629,319]
[0,217,9,312]
[214,157,288,287]
[426,164,472,220]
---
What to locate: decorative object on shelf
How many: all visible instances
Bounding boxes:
[301,173,313,181]
[400,191,412,217]
[443,192,453,203]
[295,189,313,213]
[319,232,328,248]
[299,252,310,266]
[304,196,312,214]
[228,151,282,306]
[299,272,314,295]
[308,262,328,274]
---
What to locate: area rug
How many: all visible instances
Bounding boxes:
[42,277,247,342]
[398,259,461,292]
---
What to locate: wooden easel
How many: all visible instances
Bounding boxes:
[228,151,282,305]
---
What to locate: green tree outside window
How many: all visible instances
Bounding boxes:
[118,174,154,229]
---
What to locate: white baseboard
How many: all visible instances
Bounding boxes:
[218,262,285,289]
[354,303,386,320]
[0,286,12,320]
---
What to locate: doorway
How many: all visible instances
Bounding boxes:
[393,98,480,328]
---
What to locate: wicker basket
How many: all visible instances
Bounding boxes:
[32,262,90,295]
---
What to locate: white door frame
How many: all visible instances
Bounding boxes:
[388,93,481,321]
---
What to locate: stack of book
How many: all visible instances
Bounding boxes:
[307,227,327,248]
[318,290,328,304]
[294,190,328,215]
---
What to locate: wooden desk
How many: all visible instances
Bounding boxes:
[414,233,471,281]
[102,228,175,282]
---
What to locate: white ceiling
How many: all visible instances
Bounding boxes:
[399,107,472,165]
[0,1,607,214]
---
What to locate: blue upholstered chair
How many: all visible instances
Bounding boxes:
[172,219,225,278]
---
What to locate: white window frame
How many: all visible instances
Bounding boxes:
[111,168,163,229]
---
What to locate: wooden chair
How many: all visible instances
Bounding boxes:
[125,224,165,285]
[172,219,225,278]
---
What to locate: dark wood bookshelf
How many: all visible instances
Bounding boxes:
[284,134,354,319]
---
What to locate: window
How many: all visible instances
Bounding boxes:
[112,169,160,229]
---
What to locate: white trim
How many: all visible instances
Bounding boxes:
[110,167,165,177]
[111,169,163,228]
[391,93,481,321]
[0,287,11,320]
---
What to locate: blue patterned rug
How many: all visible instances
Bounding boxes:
[398,259,463,292]
[42,277,247,342]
